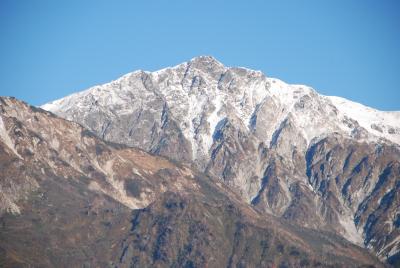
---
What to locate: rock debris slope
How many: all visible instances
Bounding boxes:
[0,97,385,267]
[42,56,400,264]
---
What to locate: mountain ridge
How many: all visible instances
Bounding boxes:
[42,56,400,146]
[40,56,400,263]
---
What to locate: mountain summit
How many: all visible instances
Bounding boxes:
[41,56,400,264]
[42,56,400,148]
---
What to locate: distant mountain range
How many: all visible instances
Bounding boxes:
[0,56,399,267]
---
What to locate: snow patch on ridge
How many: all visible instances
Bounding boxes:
[328,96,400,144]
[206,92,223,150]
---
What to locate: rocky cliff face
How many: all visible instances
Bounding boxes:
[0,97,385,267]
[42,56,400,264]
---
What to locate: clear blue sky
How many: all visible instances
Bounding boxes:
[1,0,399,110]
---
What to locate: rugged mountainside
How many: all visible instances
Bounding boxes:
[42,56,400,264]
[0,97,386,267]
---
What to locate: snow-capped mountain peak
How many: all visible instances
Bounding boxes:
[42,56,400,155]
[40,57,400,261]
